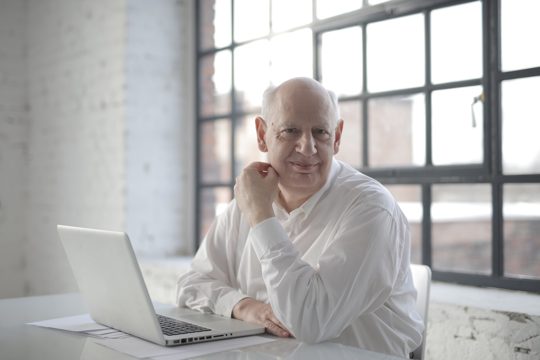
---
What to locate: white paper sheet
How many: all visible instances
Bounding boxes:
[28,314,129,339]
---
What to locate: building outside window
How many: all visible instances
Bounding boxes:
[195,0,540,292]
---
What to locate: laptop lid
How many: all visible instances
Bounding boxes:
[57,225,265,346]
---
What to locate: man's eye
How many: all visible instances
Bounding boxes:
[314,129,330,139]
[281,128,298,135]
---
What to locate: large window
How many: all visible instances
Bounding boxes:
[196,0,540,292]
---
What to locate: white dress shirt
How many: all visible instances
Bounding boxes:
[177,159,424,357]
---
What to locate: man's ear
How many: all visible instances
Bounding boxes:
[333,119,344,154]
[255,116,268,152]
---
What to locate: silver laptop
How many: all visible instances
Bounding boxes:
[57,225,265,346]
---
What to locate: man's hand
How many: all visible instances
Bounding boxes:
[232,298,290,338]
[234,162,279,227]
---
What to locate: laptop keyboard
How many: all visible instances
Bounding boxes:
[157,314,211,336]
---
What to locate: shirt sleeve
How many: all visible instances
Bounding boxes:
[249,203,404,343]
[176,201,249,318]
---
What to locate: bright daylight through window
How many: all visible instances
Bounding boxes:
[195,0,540,292]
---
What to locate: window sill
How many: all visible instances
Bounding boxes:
[431,281,540,316]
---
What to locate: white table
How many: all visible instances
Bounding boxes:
[0,293,406,360]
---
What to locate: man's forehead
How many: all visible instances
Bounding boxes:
[270,116,332,129]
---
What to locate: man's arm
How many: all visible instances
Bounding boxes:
[249,206,402,343]
[176,205,247,317]
[176,199,290,338]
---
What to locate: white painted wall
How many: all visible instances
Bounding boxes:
[24,0,127,296]
[0,0,28,298]
[0,0,194,299]
[124,0,194,257]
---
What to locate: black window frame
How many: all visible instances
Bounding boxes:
[195,0,540,293]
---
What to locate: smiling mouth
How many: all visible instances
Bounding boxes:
[289,162,319,173]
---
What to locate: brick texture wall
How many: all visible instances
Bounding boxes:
[124,0,192,257]
[0,0,28,298]
[23,0,127,296]
[0,0,193,298]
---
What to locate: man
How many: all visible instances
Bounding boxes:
[177,77,423,357]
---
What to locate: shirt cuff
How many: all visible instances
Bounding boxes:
[214,290,249,318]
[249,217,289,259]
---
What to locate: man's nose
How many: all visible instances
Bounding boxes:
[296,132,317,156]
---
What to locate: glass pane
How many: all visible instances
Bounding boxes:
[316,0,362,19]
[200,187,232,240]
[501,0,540,71]
[234,40,270,112]
[234,0,269,43]
[235,115,267,176]
[272,0,312,32]
[367,14,424,92]
[320,27,363,96]
[335,101,362,169]
[432,86,483,165]
[270,29,313,85]
[432,184,491,274]
[199,0,232,50]
[200,119,231,183]
[504,184,540,279]
[368,94,425,167]
[385,185,423,265]
[502,76,540,174]
[199,51,232,117]
[431,2,482,84]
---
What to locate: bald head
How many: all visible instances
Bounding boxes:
[261,77,340,127]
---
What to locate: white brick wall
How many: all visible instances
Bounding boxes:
[0,0,194,298]
[0,0,28,298]
[24,0,128,295]
[124,0,193,257]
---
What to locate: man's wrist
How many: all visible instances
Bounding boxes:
[232,297,253,319]
[251,207,275,227]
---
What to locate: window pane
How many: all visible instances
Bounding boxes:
[200,187,232,240]
[235,115,266,176]
[431,2,482,84]
[367,14,425,92]
[368,94,425,167]
[501,0,540,72]
[200,119,231,183]
[199,51,232,117]
[432,184,491,274]
[234,40,270,112]
[502,76,540,174]
[504,184,540,279]
[272,0,312,32]
[386,185,423,265]
[199,0,232,50]
[270,29,313,85]
[320,27,363,97]
[432,86,483,165]
[336,101,362,169]
[316,0,362,19]
[234,0,269,43]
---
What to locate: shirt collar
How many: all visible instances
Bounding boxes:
[273,158,340,220]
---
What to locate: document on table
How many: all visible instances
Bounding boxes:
[28,314,275,359]
[28,314,129,339]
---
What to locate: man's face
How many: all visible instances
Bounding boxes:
[256,84,343,199]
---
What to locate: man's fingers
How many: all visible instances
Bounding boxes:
[268,313,287,330]
[248,161,272,172]
[264,320,290,337]
[266,166,279,179]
